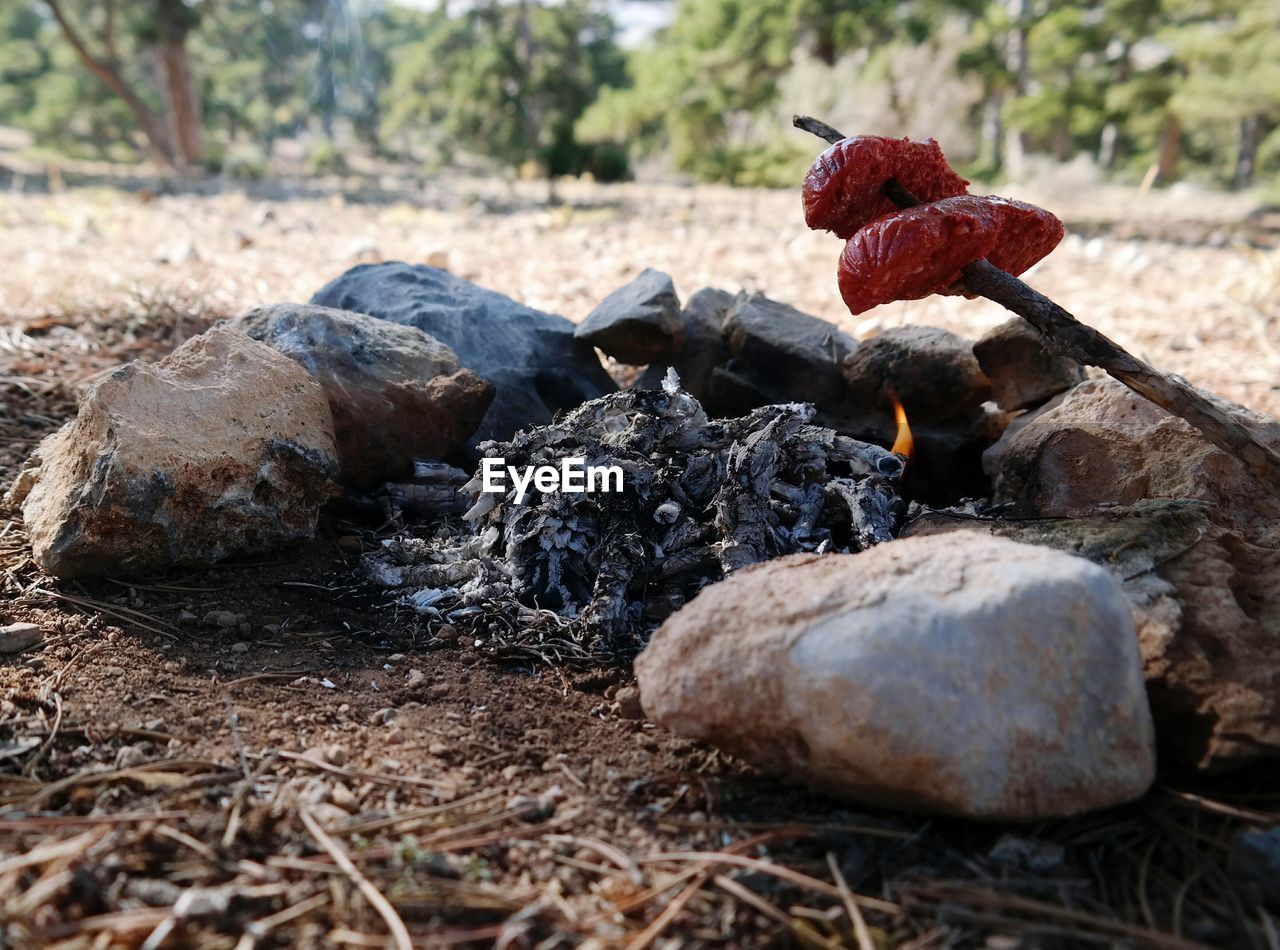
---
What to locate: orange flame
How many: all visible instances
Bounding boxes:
[891,397,913,463]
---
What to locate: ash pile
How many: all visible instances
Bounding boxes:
[365,371,906,662]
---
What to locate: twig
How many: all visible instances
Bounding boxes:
[827,852,877,950]
[792,114,1280,491]
[712,874,837,948]
[638,850,901,915]
[300,807,413,950]
[21,692,63,778]
[543,833,644,885]
[277,749,450,793]
[624,873,708,950]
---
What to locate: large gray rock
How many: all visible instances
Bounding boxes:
[310,263,616,449]
[237,304,493,486]
[8,325,337,578]
[973,318,1085,411]
[636,532,1155,820]
[575,268,684,365]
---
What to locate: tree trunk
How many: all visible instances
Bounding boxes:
[1003,0,1030,179]
[1234,113,1263,190]
[158,37,204,168]
[1052,115,1070,162]
[1157,113,1181,184]
[1098,121,1118,169]
[982,91,1004,172]
[43,0,175,166]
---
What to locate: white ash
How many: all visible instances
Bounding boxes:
[363,381,904,662]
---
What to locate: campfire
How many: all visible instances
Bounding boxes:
[8,119,1280,829]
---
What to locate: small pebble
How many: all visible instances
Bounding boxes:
[331,783,357,811]
[230,642,249,655]
[614,686,645,720]
[0,623,43,654]
[370,707,398,725]
[406,669,427,689]
[114,745,149,769]
[202,610,239,629]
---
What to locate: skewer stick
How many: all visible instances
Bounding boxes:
[793,114,1280,491]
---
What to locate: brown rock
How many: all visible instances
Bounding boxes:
[9,325,337,578]
[973,318,1086,411]
[614,686,644,720]
[984,378,1280,540]
[237,304,494,485]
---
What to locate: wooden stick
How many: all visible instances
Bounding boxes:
[793,114,1280,491]
[300,808,412,950]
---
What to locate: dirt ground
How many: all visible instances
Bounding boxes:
[2,170,1279,948]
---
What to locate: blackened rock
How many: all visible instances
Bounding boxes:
[310,263,616,449]
[237,303,493,486]
[843,325,991,423]
[635,287,733,401]
[1229,829,1280,906]
[722,293,856,405]
[575,268,684,364]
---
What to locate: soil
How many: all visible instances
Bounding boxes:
[2,172,1279,948]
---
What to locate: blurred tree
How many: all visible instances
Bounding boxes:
[0,4,51,127]
[382,0,628,183]
[1162,0,1280,188]
[144,0,205,165]
[579,0,967,183]
[40,0,181,164]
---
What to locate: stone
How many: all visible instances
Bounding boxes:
[202,611,240,629]
[635,287,733,401]
[0,622,43,654]
[1228,828,1280,905]
[983,378,1280,540]
[904,499,1280,769]
[614,686,644,720]
[636,532,1155,820]
[721,293,856,406]
[843,325,991,423]
[9,326,337,579]
[237,303,493,486]
[310,263,616,450]
[575,268,684,364]
[973,318,1086,411]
